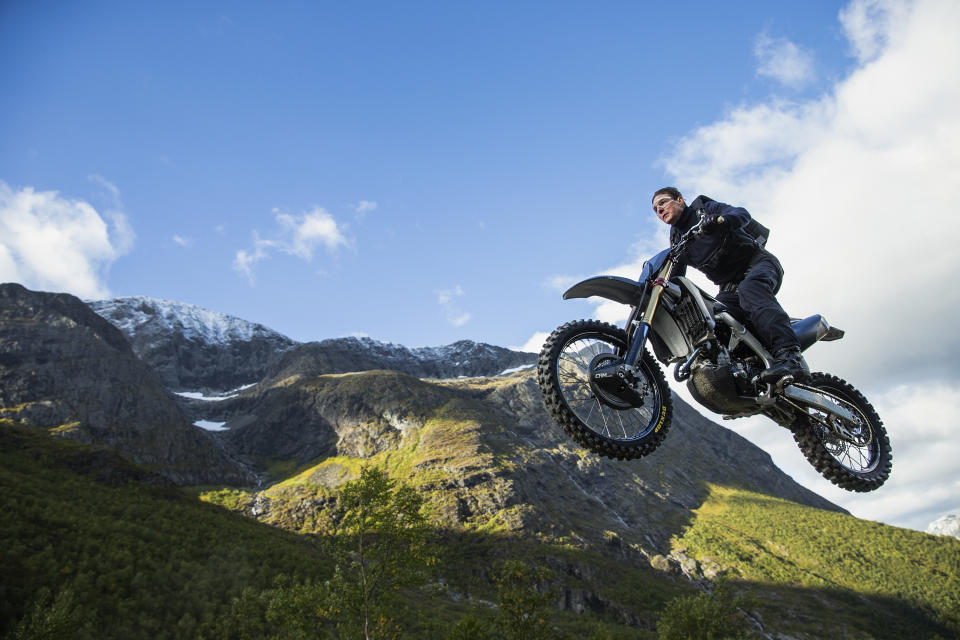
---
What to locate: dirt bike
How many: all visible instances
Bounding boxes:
[536,214,891,492]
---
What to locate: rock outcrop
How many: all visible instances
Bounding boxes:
[263,336,536,382]
[192,365,844,554]
[87,296,296,392]
[0,284,252,485]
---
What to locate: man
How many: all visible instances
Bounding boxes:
[651,187,809,384]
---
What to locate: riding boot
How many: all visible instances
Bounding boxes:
[760,347,810,385]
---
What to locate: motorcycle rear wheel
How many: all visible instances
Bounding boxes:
[790,372,892,492]
[537,320,672,460]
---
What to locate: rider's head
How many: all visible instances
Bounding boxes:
[652,187,685,226]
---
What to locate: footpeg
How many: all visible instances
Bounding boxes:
[775,375,795,393]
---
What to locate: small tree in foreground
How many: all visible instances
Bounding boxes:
[491,560,556,640]
[243,466,434,640]
[325,465,435,639]
[656,579,753,640]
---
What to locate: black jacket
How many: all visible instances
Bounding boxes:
[670,196,762,285]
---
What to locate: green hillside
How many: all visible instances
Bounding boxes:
[671,484,960,639]
[0,421,686,639]
[3,418,959,639]
[0,421,333,639]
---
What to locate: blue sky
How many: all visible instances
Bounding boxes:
[3,0,960,532]
[1,0,851,347]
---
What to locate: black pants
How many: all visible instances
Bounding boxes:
[715,252,799,355]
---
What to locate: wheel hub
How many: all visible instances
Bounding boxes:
[589,354,647,409]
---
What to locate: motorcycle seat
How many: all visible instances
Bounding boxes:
[791,314,845,350]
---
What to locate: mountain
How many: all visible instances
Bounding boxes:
[87,296,296,391]
[4,405,958,639]
[266,336,537,381]
[928,514,960,540]
[196,368,842,553]
[4,284,959,637]
[79,290,842,553]
[0,284,252,485]
[87,297,538,392]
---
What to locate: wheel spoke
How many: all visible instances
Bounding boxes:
[615,410,628,439]
[804,386,878,473]
[554,334,660,442]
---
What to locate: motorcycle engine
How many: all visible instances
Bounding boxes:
[686,362,758,414]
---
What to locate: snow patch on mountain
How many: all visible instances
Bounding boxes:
[500,364,535,376]
[175,383,257,402]
[194,420,229,431]
[926,514,960,540]
[339,336,535,363]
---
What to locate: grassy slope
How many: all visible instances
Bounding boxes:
[672,484,960,639]
[0,421,685,639]
[199,372,960,639]
[0,421,331,639]
[6,395,960,639]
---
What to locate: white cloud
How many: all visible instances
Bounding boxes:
[755,33,816,89]
[233,231,272,285]
[437,285,471,327]
[544,274,580,293]
[0,180,134,298]
[513,331,549,354]
[89,174,135,255]
[276,207,347,259]
[234,206,349,284]
[354,200,377,221]
[663,0,960,388]
[172,235,191,247]
[653,0,960,529]
[839,0,912,62]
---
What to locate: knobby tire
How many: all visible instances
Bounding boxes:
[536,319,672,460]
[791,372,892,492]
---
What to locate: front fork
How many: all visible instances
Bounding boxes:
[590,260,676,407]
[623,260,675,370]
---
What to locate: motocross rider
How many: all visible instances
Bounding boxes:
[651,187,809,385]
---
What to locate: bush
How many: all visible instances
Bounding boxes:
[656,580,753,640]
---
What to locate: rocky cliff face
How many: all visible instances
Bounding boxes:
[0,284,252,485]
[87,297,296,392]
[87,297,537,392]
[266,337,537,382]
[189,364,843,554]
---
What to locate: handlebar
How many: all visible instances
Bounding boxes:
[670,213,724,257]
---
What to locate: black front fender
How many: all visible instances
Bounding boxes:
[563,276,644,306]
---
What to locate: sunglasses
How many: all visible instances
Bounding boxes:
[652,196,675,212]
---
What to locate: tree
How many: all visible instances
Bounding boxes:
[324,465,435,640]
[491,560,557,640]
[656,580,753,640]
[9,587,84,640]
[225,467,434,639]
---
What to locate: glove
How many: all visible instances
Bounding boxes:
[702,214,725,235]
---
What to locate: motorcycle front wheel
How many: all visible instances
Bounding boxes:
[537,319,672,460]
[790,372,892,492]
